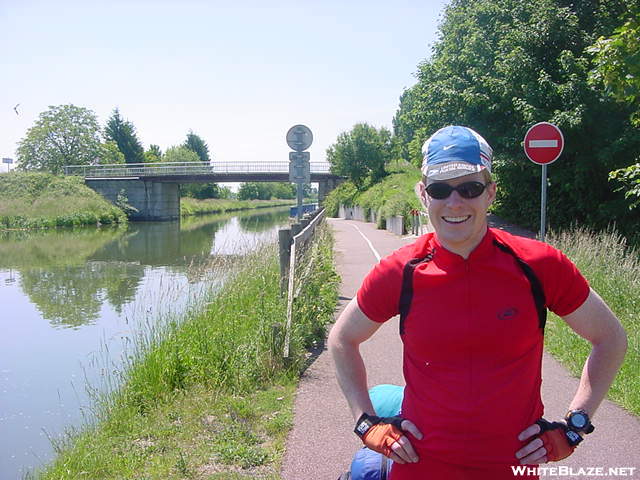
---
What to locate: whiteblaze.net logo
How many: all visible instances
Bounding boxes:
[511,466,637,477]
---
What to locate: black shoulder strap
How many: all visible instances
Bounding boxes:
[397,240,547,334]
[493,239,547,331]
[398,249,435,335]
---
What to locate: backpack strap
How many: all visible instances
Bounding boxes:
[397,240,548,334]
[492,239,547,331]
[399,249,435,335]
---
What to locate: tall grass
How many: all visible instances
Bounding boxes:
[34,223,338,479]
[546,226,639,415]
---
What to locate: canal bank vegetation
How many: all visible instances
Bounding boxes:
[34,223,339,479]
[180,197,294,217]
[0,172,127,229]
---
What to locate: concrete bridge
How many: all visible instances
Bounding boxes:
[64,161,343,221]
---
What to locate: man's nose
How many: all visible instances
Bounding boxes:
[445,190,466,206]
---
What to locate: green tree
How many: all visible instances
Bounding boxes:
[326,123,391,189]
[392,0,640,233]
[589,9,640,212]
[182,130,217,197]
[183,131,211,162]
[99,141,125,164]
[589,11,640,124]
[144,144,162,163]
[16,104,101,174]
[162,145,200,163]
[237,182,290,200]
[104,108,145,164]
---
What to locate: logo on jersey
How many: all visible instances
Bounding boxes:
[498,307,519,320]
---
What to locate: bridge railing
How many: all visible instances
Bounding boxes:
[64,161,332,178]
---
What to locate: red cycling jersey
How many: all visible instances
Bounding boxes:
[357,228,589,477]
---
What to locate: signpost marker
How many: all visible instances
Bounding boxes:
[523,122,564,241]
[2,158,14,173]
[286,125,313,221]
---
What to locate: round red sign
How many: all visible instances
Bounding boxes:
[523,122,564,165]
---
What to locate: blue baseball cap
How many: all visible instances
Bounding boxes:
[421,126,493,181]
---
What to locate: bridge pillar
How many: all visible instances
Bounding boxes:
[86,179,180,221]
[317,178,343,206]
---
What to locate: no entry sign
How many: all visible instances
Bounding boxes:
[524,122,564,165]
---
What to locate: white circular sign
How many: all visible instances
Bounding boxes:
[286,125,313,152]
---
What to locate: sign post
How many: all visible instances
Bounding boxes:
[286,125,313,221]
[523,122,564,241]
[2,158,14,173]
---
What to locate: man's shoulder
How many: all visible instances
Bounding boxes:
[373,233,436,275]
[490,228,563,264]
[391,232,436,260]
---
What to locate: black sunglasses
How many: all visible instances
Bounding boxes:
[425,181,487,200]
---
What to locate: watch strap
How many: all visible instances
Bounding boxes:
[354,413,380,438]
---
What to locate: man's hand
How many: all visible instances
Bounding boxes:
[355,414,423,464]
[516,418,583,464]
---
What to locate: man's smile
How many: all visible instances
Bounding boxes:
[443,215,471,224]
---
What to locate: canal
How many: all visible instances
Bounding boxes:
[0,207,292,479]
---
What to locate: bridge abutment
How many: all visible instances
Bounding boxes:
[86,179,180,221]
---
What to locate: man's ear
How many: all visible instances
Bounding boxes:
[415,181,428,209]
[487,181,497,206]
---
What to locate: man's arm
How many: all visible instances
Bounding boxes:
[328,297,383,421]
[560,288,628,415]
[328,297,422,464]
[516,288,628,464]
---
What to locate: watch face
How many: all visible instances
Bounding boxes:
[571,413,587,429]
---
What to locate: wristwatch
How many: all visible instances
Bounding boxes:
[565,409,595,434]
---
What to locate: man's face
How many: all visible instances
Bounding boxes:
[420,171,496,258]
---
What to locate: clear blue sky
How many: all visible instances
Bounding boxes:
[1,0,449,168]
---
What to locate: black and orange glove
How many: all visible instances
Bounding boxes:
[354,413,406,457]
[536,418,583,461]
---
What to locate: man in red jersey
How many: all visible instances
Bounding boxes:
[328,126,627,479]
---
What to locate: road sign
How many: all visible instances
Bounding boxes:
[523,122,564,241]
[524,122,564,165]
[2,158,13,164]
[286,125,313,152]
[289,151,310,163]
[289,162,310,183]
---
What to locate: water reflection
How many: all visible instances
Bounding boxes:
[0,208,290,330]
[1,206,292,479]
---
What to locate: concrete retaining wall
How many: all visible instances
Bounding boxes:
[86,179,180,221]
[386,215,404,235]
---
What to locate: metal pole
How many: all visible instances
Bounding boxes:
[296,182,303,221]
[540,164,547,242]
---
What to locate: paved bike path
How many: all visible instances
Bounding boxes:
[281,218,639,480]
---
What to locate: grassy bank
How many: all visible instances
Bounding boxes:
[180,198,294,217]
[323,162,421,228]
[34,223,338,479]
[0,172,127,229]
[546,227,639,415]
